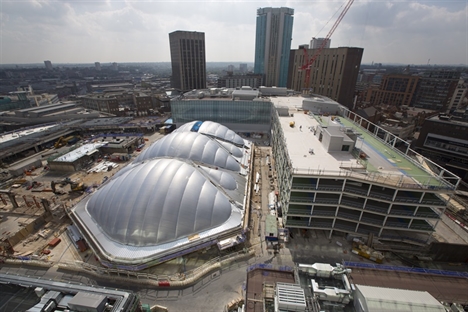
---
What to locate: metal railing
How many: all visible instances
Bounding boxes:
[343,261,468,278]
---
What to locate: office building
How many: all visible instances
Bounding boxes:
[254,7,294,87]
[364,74,419,107]
[413,114,468,182]
[81,94,120,115]
[413,70,460,111]
[310,37,330,49]
[170,90,458,248]
[217,73,263,89]
[0,91,30,112]
[170,88,271,132]
[287,47,363,109]
[95,62,101,71]
[447,77,468,121]
[270,95,459,246]
[169,30,206,91]
[44,60,53,70]
[240,63,248,73]
[111,62,118,71]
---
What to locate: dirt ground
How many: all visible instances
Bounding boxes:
[0,138,154,260]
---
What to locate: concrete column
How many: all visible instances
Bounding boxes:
[8,193,18,208]
[41,198,52,214]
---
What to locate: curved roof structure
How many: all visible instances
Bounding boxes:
[87,158,234,247]
[134,132,241,172]
[71,121,252,269]
[176,121,245,146]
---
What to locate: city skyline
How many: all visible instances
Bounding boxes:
[1,0,467,65]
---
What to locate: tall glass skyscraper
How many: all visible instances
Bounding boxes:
[254,7,294,88]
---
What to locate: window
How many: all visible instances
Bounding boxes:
[341,145,350,151]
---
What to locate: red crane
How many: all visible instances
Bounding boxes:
[300,0,355,92]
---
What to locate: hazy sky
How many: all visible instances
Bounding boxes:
[1,0,467,65]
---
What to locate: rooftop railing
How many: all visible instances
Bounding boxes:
[343,261,468,278]
[292,167,455,191]
[339,109,460,190]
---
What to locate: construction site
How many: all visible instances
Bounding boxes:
[0,126,161,259]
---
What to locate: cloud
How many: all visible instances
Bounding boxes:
[0,0,466,65]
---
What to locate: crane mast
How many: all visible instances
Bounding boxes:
[300,0,355,92]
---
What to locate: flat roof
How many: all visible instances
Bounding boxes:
[0,124,57,145]
[356,284,445,311]
[30,103,76,114]
[80,117,132,127]
[15,102,72,113]
[428,115,468,125]
[90,83,133,88]
[54,142,107,162]
[269,96,456,190]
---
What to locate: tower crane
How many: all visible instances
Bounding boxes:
[300,0,355,92]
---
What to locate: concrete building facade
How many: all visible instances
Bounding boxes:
[239,63,248,73]
[365,74,419,107]
[447,77,468,121]
[413,70,460,111]
[217,74,263,89]
[170,88,272,133]
[270,96,459,246]
[287,47,363,109]
[44,60,53,70]
[133,92,153,116]
[254,7,294,88]
[169,30,206,91]
[413,114,468,182]
[310,37,330,49]
[81,94,120,115]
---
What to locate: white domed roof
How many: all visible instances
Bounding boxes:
[86,158,233,246]
[176,121,245,146]
[134,132,240,172]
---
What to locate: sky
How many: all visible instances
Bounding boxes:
[0,0,467,65]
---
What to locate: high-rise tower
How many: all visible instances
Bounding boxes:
[169,31,206,91]
[287,47,363,109]
[254,7,294,87]
[310,37,331,49]
[44,60,53,70]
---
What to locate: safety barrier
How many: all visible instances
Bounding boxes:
[4,247,256,288]
[344,261,468,278]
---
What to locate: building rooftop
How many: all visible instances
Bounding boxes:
[27,103,77,115]
[428,114,468,125]
[80,117,133,127]
[54,142,107,163]
[270,96,459,191]
[355,284,445,312]
[0,124,58,145]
